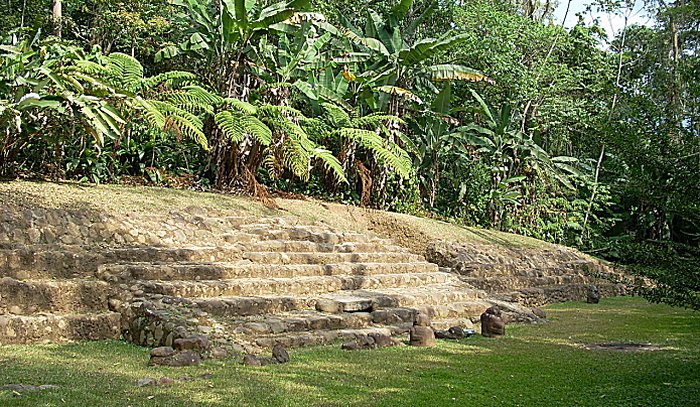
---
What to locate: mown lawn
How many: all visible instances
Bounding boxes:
[1,297,698,406]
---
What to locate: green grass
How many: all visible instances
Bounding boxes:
[1,297,698,406]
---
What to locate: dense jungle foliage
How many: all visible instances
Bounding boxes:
[1,0,698,309]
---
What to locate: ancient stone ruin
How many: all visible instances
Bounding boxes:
[0,201,632,356]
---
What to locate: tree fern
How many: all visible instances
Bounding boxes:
[350,113,404,128]
[335,128,412,178]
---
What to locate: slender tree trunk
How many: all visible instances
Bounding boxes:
[52,0,62,37]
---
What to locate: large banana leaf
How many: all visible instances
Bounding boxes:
[398,33,470,66]
[377,85,423,104]
[429,64,494,83]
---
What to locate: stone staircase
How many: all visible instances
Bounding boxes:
[2,212,532,352]
[2,202,633,353]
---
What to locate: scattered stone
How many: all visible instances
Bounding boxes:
[174,334,210,352]
[532,307,546,319]
[149,350,201,367]
[341,341,362,351]
[409,325,436,347]
[257,357,278,366]
[0,384,60,392]
[414,312,431,327]
[480,306,505,338]
[272,344,290,364]
[209,347,228,360]
[342,334,389,351]
[150,346,175,358]
[367,333,402,348]
[158,377,175,386]
[136,378,157,387]
[243,354,262,366]
[434,326,466,340]
[409,311,436,346]
[587,285,600,304]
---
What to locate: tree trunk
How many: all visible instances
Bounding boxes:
[52,0,62,37]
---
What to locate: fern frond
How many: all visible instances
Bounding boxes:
[74,60,110,77]
[321,102,351,128]
[258,104,304,119]
[143,71,198,88]
[165,114,208,149]
[215,111,248,143]
[215,110,273,145]
[148,100,204,130]
[336,128,412,178]
[136,98,167,128]
[313,148,347,183]
[282,135,311,180]
[223,98,257,115]
[241,115,273,145]
[261,152,281,180]
[105,52,144,92]
[299,117,333,141]
[164,85,220,115]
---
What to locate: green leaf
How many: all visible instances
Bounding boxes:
[429,64,494,83]
[398,33,470,66]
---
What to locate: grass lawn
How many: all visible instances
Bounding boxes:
[1,297,698,406]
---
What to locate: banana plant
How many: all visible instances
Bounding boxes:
[157,0,310,98]
[336,0,493,115]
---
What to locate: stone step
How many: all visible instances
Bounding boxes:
[0,247,100,279]
[138,272,456,298]
[240,251,425,265]
[0,244,250,278]
[321,283,487,309]
[0,278,113,314]
[0,312,121,344]
[1,238,408,278]
[461,275,588,292]
[241,240,408,254]
[226,310,377,336]
[246,227,387,244]
[192,283,483,319]
[100,261,439,282]
[185,216,288,230]
[252,326,401,349]
[194,295,317,317]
